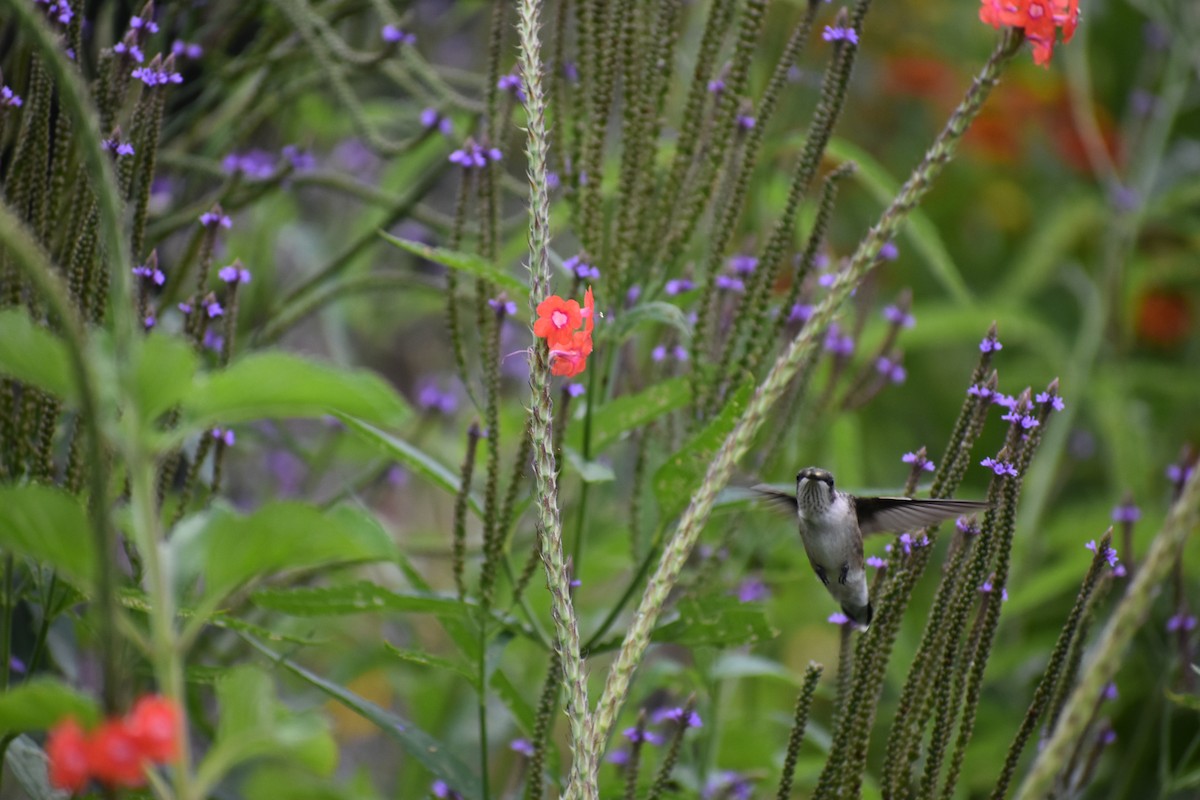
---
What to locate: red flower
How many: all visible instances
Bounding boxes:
[536,287,595,377]
[126,695,181,763]
[86,720,146,788]
[979,0,1078,66]
[46,719,90,793]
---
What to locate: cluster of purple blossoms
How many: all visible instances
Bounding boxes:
[487,296,518,317]
[419,107,454,136]
[703,771,754,800]
[979,333,1003,353]
[729,254,758,275]
[665,278,695,296]
[131,264,165,286]
[448,142,501,169]
[202,329,224,353]
[143,315,156,330]
[416,379,458,416]
[206,299,224,319]
[562,61,580,82]
[218,265,252,285]
[707,78,726,94]
[823,323,854,357]
[866,555,888,569]
[651,707,703,728]
[509,738,535,757]
[37,0,72,25]
[967,383,993,401]
[1166,460,1196,485]
[736,114,756,130]
[879,241,900,261]
[1035,390,1066,411]
[828,611,853,626]
[883,304,915,328]
[222,149,277,180]
[956,516,981,536]
[129,15,158,34]
[171,40,203,59]
[1085,539,1120,568]
[876,356,907,384]
[1002,408,1041,429]
[979,580,1009,602]
[103,138,136,157]
[211,427,236,447]
[431,780,463,800]
[1,86,23,109]
[822,25,860,44]
[114,39,145,63]
[902,451,934,472]
[715,274,745,292]
[199,210,232,229]
[1102,682,1118,702]
[735,577,770,603]
[890,532,930,555]
[980,456,1018,477]
[788,303,815,324]
[1167,613,1197,633]
[1111,501,1141,524]
[497,73,526,102]
[381,24,416,45]
[132,65,183,87]
[652,344,689,363]
[281,144,316,172]
[622,727,663,745]
[565,383,585,398]
[564,255,599,281]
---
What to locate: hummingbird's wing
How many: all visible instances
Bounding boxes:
[752,485,799,515]
[854,497,989,535]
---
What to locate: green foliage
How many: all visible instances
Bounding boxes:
[0,485,93,588]
[0,310,74,402]
[0,679,101,734]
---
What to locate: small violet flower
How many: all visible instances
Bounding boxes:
[622,727,662,745]
[1166,613,1198,633]
[980,457,1018,477]
[979,581,1009,602]
[509,739,535,756]
[171,40,204,59]
[665,278,694,296]
[419,107,454,136]
[879,241,899,261]
[381,24,416,45]
[902,451,934,472]
[131,66,183,87]
[103,139,135,157]
[707,78,725,94]
[497,73,526,102]
[651,707,702,728]
[883,304,915,328]
[487,297,518,317]
[1035,390,1065,411]
[788,303,814,324]
[876,357,907,384]
[715,275,745,293]
[979,334,1003,353]
[1085,540,1120,568]
[566,383,585,398]
[1111,502,1141,524]
[199,210,232,229]
[211,427,235,447]
[729,254,757,275]
[205,300,224,319]
[823,324,854,357]
[0,86,22,108]
[448,141,501,169]
[218,265,252,284]
[564,255,600,281]
[828,611,852,626]
[131,265,165,286]
[866,556,888,569]
[736,577,770,603]
[736,114,756,130]
[822,25,860,44]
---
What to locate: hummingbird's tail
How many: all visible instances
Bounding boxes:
[842,601,874,629]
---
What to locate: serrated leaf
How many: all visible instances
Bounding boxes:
[563,447,615,483]
[653,381,753,520]
[340,415,484,517]
[253,581,468,619]
[379,232,526,297]
[652,595,776,648]
[385,643,479,689]
[244,636,483,800]
[0,678,101,734]
[0,309,75,402]
[0,484,94,589]
[200,503,397,601]
[132,332,198,420]
[178,352,411,433]
[571,376,693,454]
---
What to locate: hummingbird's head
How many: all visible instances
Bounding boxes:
[796,467,835,512]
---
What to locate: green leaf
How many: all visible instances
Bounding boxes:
[825,138,972,305]
[385,643,479,688]
[379,232,526,298]
[179,352,411,433]
[132,332,198,420]
[244,636,483,800]
[200,503,398,601]
[253,581,469,619]
[4,735,68,800]
[653,595,777,647]
[710,652,802,685]
[0,485,94,589]
[489,670,536,735]
[340,415,484,517]
[1165,688,1200,713]
[0,678,101,734]
[604,301,693,345]
[563,447,615,483]
[0,309,75,402]
[572,376,693,454]
[653,381,753,520]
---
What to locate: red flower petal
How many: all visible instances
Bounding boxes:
[86,720,146,788]
[47,718,91,793]
[127,695,181,763]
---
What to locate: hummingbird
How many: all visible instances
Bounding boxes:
[755,467,989,628]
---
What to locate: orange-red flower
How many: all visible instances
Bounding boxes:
[86,720,146,788]
[46,719,90,793]
[127,695,181,763]
[979,0,1078,66]
[535,287,595,377]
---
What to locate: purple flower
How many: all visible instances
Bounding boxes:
[202,329,224,353]
[704,771,754,800]
[879,241,899,261]
[1112,563,1127,577]
[0,86,22,108]
[562,61,579,82]
[606,749,629,765]
[1102,682,1118,701]
[113,41,145,64]
[199,210,232,229]
[898,533,914,554]
[206,300,224,318]
[967,384,993,400]
[828,611,852,625]
[736,114,756,130]
[103,138,135,157]
[729,254,758,275]
[672,345,689,362]
[566,383,585,398]
[546,172,561,189]
[497,72,526,102]
[218,265,252,284]
[129,16,158,33]
[651,345,667,362]
[416,379,459,415]
[823,324,854,357]
[622,727,663,745]
[715,275,745,293]
[1111,502,1141,524]
[1166,462,1196,485]
[979,334,1003,353]
[387,465,409,487]
[665,278,694,296]
[626,284,642,305]
[736,577,770,603]
[707,78,725,94]
[1001,410,1040,430]
[992,392,1018,409]
[876,357,906,384]
[131,66,183,87]
[1035,390,1065,411]
[488,297,518,316]
[956,516,980,536]
[223,150,277,180]
[564,255,600,281]
[171,40,204,59]
[1085,540,1120,568]
[431,780,463,800]
[980,457,1018,477]
[1166,613,1198,633]
[510,738,535,756]
[177,302,192,315]
[211,427,236,447]
[281,145,316,172]
[449,141,501,169]
[1099,728,1117,746]
[381,24,415,45]
[651,707,702,728]
[818,271,837,288]
[979,581,1009,601]
[883,304,915,328]
[788,303,814,323]
[419,107,453,136]
[822,25,860,44]
[131,265,165,286]
[143,315,156,329]
[866,556,888,569]
[902,451,935,472]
